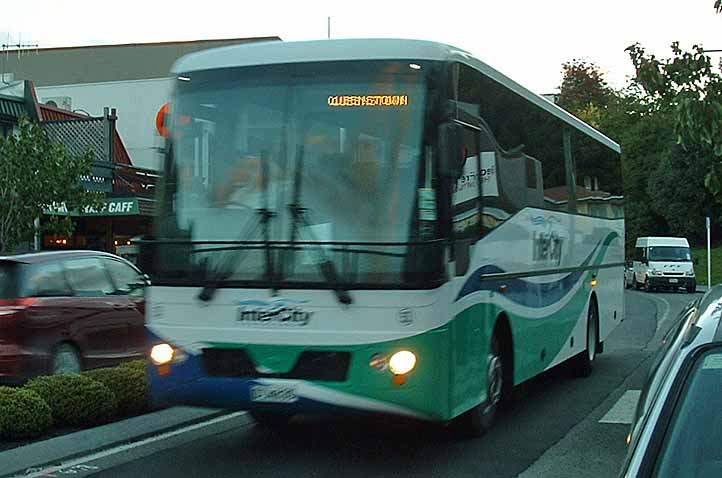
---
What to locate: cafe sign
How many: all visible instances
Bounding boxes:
[44,198,140,216]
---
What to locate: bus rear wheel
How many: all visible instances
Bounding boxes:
[572,299,598,378]
[455,331,505,438]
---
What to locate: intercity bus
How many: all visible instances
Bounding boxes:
[141,39,624,436]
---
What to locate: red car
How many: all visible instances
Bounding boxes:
[0,250,148,384]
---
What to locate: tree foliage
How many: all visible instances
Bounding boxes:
[557,59,614,116]
[0,118,103,253]
[627,42,722,205]
[556,54,721,252]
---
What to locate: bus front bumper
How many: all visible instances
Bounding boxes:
[148,329,451,421]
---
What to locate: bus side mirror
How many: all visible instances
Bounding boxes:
[439,122,465,178]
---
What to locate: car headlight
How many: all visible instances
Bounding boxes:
[686,270,695,277]
[388,350,417,375]
[650,270,662,276]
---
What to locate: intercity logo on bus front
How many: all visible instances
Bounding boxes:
[236,299,312,326]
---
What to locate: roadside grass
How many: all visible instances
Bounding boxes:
[691,244,722,287]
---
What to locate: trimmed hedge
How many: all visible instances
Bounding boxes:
[84,364,148,416]
[25,374,117,428]
[119,359,149,373]
[0,387,53,439]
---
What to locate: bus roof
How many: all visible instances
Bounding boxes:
[172,38,620,154]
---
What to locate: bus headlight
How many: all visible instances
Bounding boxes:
[150,343,175,365]
[388,350,417,375]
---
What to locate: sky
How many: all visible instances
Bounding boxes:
[1,0,720,93]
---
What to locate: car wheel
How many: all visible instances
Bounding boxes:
[455,330,505,438]
[572,299,598,378]
[250,410,294,428]
[51,343,82,375]
[687,285,696,294]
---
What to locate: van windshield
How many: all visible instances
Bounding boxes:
[648,246,692,262]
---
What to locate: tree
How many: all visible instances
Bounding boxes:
[557,59,613,116]
[0,118,103,253]
[627,42,722,206]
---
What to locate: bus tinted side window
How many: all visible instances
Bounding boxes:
[572,129,623,218]
[456,63,570,224]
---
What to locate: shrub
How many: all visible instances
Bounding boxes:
[25,374,116,428]
[0,386,53,439]
[84,365,149,416]
[119,359,149,373]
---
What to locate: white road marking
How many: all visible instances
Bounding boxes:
[599,390,641,425]
[10,412,248,478]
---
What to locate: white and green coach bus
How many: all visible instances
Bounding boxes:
[141,39,623,436]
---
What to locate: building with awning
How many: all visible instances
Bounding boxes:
[1,80,159,255]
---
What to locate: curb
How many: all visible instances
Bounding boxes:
[0,406,229,478]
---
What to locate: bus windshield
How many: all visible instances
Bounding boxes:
[156,60,441,287]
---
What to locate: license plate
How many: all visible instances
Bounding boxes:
[669,278,678,283]
[250,385,298,403]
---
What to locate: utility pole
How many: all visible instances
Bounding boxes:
[327,17,331,39]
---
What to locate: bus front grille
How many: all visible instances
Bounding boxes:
[201,348,351,382]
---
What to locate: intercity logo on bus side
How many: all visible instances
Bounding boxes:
[236,299,312,326]
[531,215,564,265]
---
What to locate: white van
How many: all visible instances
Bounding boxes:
[632,237,696,293]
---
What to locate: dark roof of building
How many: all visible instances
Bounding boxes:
[0,94,26,120]
[2,36,281,86]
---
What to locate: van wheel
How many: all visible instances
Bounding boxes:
[644,277,653,293]
[51,343,82,375]
[687,284,696,293]
[455,330,505,438]
[572,299,598,378]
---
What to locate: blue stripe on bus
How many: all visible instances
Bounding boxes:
[454,239,603,307]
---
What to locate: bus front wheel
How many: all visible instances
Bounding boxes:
[455,330,506,438]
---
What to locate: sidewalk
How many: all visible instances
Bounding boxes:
[0,406,228,478]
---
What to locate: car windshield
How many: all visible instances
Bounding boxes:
[648,246,692,262]
[654,346,722,477]
[155,61,441,286]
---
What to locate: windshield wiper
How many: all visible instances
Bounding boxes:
[198,151,276,302]
[286,144,352,306]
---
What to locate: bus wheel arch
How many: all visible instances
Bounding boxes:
[572,293,599,378]
[453,312,514,438]
[493,313,514,402]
